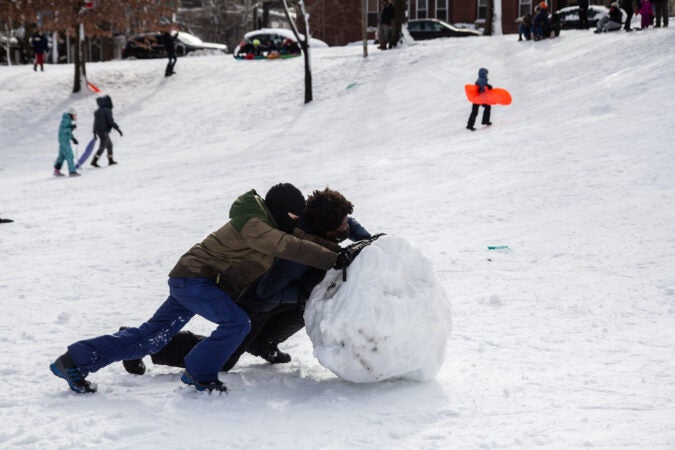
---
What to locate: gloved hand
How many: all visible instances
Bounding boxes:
[117,129,123,137]
[72,137,79,145]
[333,250,353,270]
[487,84,493,90]
[71,124,77,130]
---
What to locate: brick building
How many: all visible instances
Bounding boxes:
[304,0,616,46]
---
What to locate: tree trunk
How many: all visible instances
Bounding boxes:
[362,0,368,57]
[485,0,494,36]
[282,0,313,104]
[72,22,88,93]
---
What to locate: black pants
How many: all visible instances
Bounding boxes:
[95,132,113,157]
[150,302,305,371]
[468,103,491,128]
[579,5,589,29]
[653,1,668,27]
[165,54,177,76]
[623,7,633,30]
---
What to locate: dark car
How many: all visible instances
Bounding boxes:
[122,31,227,59]
[555,5,624,29]
[407,19,482,40]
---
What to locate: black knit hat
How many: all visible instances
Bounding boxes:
[265,183,305,233]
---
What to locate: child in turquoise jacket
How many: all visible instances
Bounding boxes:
[53,108,80,177]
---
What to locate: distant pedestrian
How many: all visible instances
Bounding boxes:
[53,108,80,177]
[620,0,635,30]
[378,0,395,50]
[637,0,654,29]
[517,14,533,40]
[595,2,623,32]
[91,95,122,167]
[578,0,589,29]
[30,30,48,72]
[162,30,178,77]
[652,0,668,27]
[466,68,492,132]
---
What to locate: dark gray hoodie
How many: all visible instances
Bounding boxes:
[93,95,120,135]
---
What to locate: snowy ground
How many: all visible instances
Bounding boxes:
[1,28,674,449]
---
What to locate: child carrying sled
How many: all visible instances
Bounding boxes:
[467,68,493,131]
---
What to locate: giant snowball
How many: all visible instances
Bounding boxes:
[304,236,452,383]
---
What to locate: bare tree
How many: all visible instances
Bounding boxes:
[281,0,313,103]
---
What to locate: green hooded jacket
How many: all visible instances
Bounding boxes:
[169,189,337,299]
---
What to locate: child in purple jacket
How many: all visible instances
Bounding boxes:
[638,0,653,29]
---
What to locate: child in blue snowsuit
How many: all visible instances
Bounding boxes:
[467,68,492,131]
[53,108,80,177]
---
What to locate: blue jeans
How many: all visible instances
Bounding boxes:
[68,277,250,382]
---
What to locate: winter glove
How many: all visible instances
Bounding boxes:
[71,124,77,130]
[487,84,493,90]
[117,129,123,137]
[72,137,79,145]
[333,250,353,271]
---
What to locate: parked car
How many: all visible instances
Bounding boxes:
[555,5,625,29]
[122,31,227,59]
[406,19,482,40]
[233,28,328,57]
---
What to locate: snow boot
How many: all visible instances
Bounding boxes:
[181,370,228,393]
[69,172,81,177]
[50,352,97,393]
[249,341,291,364]
[466,125,477,131]
[108,156,117,166]
[91,156,100,167]
[119,327,146,375]
[53,168,65,177]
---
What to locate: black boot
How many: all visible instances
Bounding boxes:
[91,156,100,167]
[249,341,291,364]
[119,327,146,375]
[108,156,117,165]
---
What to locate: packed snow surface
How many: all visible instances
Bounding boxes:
[1,27,674,449]
[305,236,452,382]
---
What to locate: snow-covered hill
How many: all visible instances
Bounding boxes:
[1,28,674,448]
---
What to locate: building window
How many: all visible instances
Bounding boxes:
[368,0,379,27]
[417,0,428,19]
[436,0,448,21]
[519,0,533,16]
[477,0,487,20]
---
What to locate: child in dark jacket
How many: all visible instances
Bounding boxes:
[92,95,123,167]
[467,68,493,131]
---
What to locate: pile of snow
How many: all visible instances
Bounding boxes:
[304,236,452,382]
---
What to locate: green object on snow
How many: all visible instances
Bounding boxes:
[487,245,509,250]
